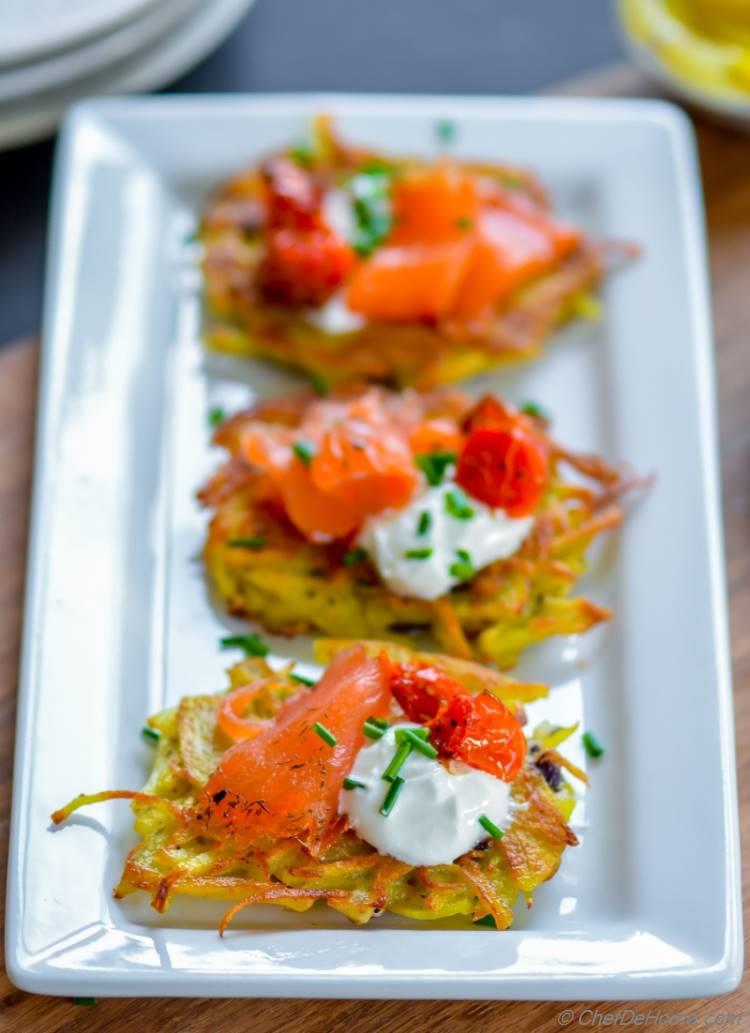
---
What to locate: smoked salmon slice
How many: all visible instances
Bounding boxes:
[201,645,392,852]
[241,391,421,541]
[347,166,581,324]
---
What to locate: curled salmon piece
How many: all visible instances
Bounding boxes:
[200,646,392,853]
[240,389,421,542]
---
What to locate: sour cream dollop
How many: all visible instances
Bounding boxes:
[357,482,533,601]
[339,724,512,866]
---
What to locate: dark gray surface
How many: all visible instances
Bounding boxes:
[0,0,622,345]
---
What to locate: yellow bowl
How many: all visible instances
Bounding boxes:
[618,0,750,126]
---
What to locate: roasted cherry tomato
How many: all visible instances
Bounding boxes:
[261,228,356,307]
[461,394,513,433]
[389,662,526,781]
[260,156,356,306]
[455,423,548,516]
[262,156,323,231]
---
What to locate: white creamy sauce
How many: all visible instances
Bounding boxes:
[339,724,512,866]
[305,292,365,334]
[357,481,533,601]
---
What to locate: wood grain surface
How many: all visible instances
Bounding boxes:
[1,66,748,1032]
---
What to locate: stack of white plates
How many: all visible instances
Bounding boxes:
[0,0,255,151]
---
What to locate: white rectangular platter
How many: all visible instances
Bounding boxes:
[5,95,742,999]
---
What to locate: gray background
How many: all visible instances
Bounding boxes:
[0,0,623,346]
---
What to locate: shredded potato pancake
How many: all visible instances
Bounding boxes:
[200,115,635,389]
[52,642,584,932]
[199,386,641,669]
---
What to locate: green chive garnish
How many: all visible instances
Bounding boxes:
[582,731,604,758]
[343,777,366,790]
[208,406,226,428]
[342,546,367,567]
[292,440,316,465]
[417,510,431,536]
[291,671,317,687]
[380,775,405,816]
[141,726,160,744]
[456,215,472,230]
[369,716,389,728]
[349,170,393,257]
[313,721,337,747]
[435,119,457,146]
[444,486,475,520]
[415,451,456,486]
[311,372,330,396]
[473,915,497,928]
[382,740,412,782]
[520,401,548,422]
[227,536,266,550]
[478,814,504,840]
[405,547,433,560]
[289,141,314,166]
[220,633,269,657]
[399,727,438,758]
[363,719,388,740]
[449,548,475,582]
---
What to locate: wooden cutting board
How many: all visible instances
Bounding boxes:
[1,65,748,1031]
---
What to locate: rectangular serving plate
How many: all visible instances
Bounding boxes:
[5,95,741,999]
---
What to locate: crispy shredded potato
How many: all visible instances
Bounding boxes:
[52,643,584,932]
[199,388,641,669]
[200,115,636,389]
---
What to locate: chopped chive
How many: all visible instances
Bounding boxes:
[343,777,366,790]
[141,726,160,745]
[435,119,457,146]
[220,633,269,658]
[292,440,316,465]
[227,536,266,550]
[208,406,226,428]
[520,401,548,422]
[582,731,604,759]
[444,486,475,520]
[449,548,475,582]
[382,740,412,782]
[349,170,393,257]
[415,450,456,487]
[417,510,432,536]
[473,915,497,928]
[380,775,405,816]
[363,719,387,740]
[311,372,330,396]
[399,727,438,758]
[342,546,368,567]
[405,547,433,561]
[456,215,472,230]
[313,721,337,747]
[369,716,389,729]
[478,814,504,840]
[289,141,314,166]
[291,671,317,687]
[411,726,430,739]
[73,998,97,1006]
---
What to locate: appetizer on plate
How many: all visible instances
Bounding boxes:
[201,116,634,388]
[52,641,585,930]
[200,386,638,668]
